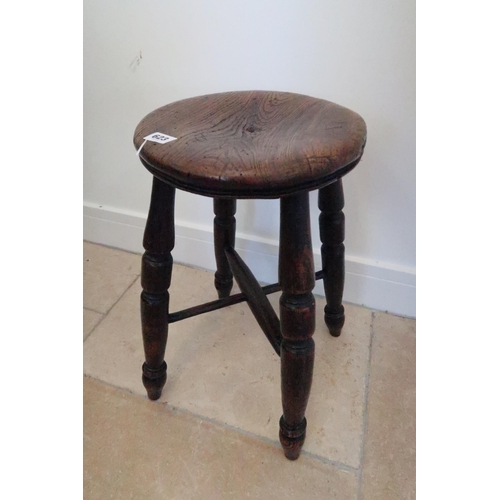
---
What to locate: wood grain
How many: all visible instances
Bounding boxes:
[134,91,366,198]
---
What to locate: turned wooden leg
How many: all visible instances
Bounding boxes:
[319,179,345,337]
[279,192,316,460]
[141,177,175,400]
[213,198,236,298]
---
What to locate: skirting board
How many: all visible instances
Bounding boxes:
[83,203,416,318]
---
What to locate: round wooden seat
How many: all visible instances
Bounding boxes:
[133,91,366,198]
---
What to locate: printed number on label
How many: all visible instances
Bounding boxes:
[144,132,177,144]
[137,132,177,155]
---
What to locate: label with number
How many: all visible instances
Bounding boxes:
[143,132,177,144]
[137,131,177,155]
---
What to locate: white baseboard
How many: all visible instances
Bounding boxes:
[84,203,416,318]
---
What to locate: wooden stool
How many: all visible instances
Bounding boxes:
[133,91,366,460]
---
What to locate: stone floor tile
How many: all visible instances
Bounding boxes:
[359,313,416,500]
[84,262,372,467]
[83,241,141,313]
[84,376,358,500]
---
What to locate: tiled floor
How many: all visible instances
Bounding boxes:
[83,241,415,499]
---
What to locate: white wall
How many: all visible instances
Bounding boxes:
[84,0,415,317]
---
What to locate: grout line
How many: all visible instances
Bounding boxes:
[161,402,358,474]
[356,311,375,500]
[299,450,359,474]
[84,239,142,256]
[341,300,415,320]
[84,374,359,475]
[83,275,140,343]
[83,306,106,315]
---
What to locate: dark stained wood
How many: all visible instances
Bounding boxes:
[134,90,367,462]
[225,247,282,355]
[134,91,366,198]
[167,270,325,324]
[140,177,175,401]
[278,192,316,460]
[213,198,236,298]
[319,180,346,337]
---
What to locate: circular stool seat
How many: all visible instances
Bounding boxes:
[134,91,366,198]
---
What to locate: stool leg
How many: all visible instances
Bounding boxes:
[279,192,316,460]
[213,198,236,298]
[140,177,175,400]
[318,180,345,337]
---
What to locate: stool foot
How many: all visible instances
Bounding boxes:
[279,416,307,460]
[142,361,167,400]
[324,304,345,337]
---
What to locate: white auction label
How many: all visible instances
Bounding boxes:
[137,132,177,155]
